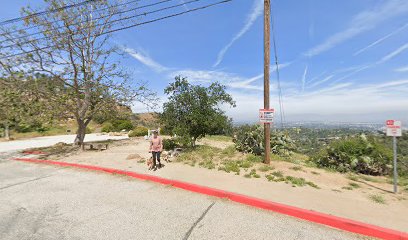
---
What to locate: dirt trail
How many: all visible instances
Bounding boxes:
[53,138,407,232]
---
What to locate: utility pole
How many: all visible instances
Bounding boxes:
[264,0,271,164]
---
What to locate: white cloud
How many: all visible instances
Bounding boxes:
[354,23,408,56]
[213,0,263,67]
[301,65,308,92]
[378,42,408,63]
[122,47,169,73]
[305,0,408,57]
[170,69,264,90]
[226,79,408,123]
[308,75,334,88]
[395,65,408,72]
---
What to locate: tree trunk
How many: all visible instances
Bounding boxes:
[4,123,10,140]
[74,119,87,146]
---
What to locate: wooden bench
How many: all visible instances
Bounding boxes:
[81,142,109,151]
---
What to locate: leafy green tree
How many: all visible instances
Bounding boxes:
[0,74,56,139]
[161,76,235,147]
[0,0,155,145]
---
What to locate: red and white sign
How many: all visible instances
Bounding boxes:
[259,109,274,123]
[386,120,402,137]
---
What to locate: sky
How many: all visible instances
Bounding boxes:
[2,0,408,124]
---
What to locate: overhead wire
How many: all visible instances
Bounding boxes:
[0,0,143,37]
[0,0,178,46]
[270,0,285,128]
[0,0,98,26]
[0,0,233,60]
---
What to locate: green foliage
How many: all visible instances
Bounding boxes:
[112,119,134,131]
[245,169,260,178]
[199,160,215,170]
[160,76,235,147]
[102,120,134,133]
[221,145,236,155]
[311,135,393,175]
[233,125,264,155]
[368,194,386,204]
[163,138,178,151]
[237,160,253,169]
[218,161,240,175]
[245,153,263,163]
[101,122,114,133]
[205,135,233,142]
[271,171,284,178]
[270,131,297,156]
[233,125,297,156]
[85,127,92,134]
[258,165,274,172]
[348,182,360,188]
[290,166,303,171]
[129,126,148,137]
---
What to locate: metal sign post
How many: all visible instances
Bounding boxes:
[386,120,402,194]
[393,136,398,194]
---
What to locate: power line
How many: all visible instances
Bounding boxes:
[0,0,142,37]
[270,0,285,128]
[0,0,176,45]
[103,0,230,34]
[0,0,98,26]
[1,0,203,50]
[1,0,232,60]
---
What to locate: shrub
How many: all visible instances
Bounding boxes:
[311,135,393,175]
[258,165,274,172]
[163,138,178,151]
[246,154,263,163]
[233,125,264,155]
[101,122,114,133]
[233,125,297,156]
[129,126,148,137]
[368,194,386,204]
[113,119,134,131]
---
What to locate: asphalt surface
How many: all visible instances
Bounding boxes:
[0,134,128,153]
[0,160,366,240]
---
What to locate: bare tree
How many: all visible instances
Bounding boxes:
[0,0,155,145]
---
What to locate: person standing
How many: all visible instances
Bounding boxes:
[149,130,163,170]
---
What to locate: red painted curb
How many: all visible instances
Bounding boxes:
[13,158,408,240]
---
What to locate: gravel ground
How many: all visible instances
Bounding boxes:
[0,134,128,153]
[0,160,367,240]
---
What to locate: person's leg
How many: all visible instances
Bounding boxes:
[152,152,157,169]
[157,152,161,168]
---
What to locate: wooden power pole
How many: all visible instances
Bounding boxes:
[264,0,271,164]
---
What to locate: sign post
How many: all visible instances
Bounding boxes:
[386,120,402,194]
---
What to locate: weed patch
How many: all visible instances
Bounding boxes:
[290,166,303,171]
[258,165,274,172]
[199,160,215,170]
[368,194,386,204]
[246,154,263,163]
[348,182,360,189]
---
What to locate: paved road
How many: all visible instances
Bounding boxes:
[0,160,365,240]
[0,134,128,153]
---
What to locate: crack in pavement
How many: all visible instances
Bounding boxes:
[183,202,216,240]
[0,175,54,191]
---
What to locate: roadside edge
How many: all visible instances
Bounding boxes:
[13,158,408,240]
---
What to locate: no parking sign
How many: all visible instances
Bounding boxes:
[386,120,402,137]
